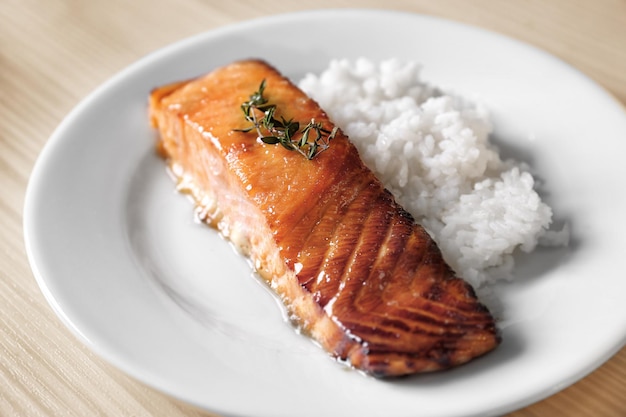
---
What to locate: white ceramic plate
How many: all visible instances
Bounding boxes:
[24,9,626,417]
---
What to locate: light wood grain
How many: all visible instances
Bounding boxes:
[1,1,625,416]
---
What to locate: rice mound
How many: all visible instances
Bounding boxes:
[298,58,568,287]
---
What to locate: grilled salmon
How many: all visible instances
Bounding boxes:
[149,59,500,377]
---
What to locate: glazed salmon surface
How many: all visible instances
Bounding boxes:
[149,59,500,377]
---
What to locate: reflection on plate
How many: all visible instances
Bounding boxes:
[24,9,626,417]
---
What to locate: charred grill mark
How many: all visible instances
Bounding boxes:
[340,302,491,349]
[377,284,497,331]
[364,350,454,372]
[323,187,394,315]
[294,169,374,288]
[332,203,496,346]
[367,335,475,357]
[349,197,415,312]
[308,180,383,307]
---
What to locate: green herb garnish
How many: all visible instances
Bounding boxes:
[235,80,338,160]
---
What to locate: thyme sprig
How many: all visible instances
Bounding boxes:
[235,80,338,160]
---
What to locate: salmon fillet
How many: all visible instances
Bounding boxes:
[149,59,500,377]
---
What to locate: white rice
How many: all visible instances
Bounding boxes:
[298,58,568,288]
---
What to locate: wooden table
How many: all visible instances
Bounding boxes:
[2,1,625,416]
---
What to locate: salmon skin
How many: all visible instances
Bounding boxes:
[149,59,500,377]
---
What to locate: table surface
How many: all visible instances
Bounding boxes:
[2,1,625,416]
